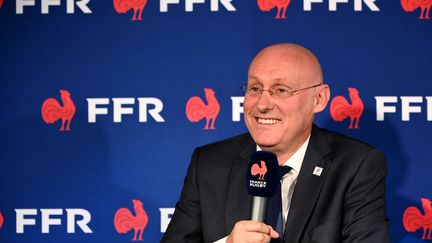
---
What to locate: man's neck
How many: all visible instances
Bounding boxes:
[258,133,311,166]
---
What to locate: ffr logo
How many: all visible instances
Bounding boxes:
[87,97,165,123]
[303,0,379,11]
[375,96,432,121]
[160,0,236,12]
[258,0,379,19]
[16,0,92,14]
[15,208,92,234]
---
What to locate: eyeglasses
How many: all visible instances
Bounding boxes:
[241,83,323,99]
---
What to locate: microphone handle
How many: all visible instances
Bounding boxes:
[250,196,267,222]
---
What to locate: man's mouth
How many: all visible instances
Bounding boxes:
[256,118,281,125]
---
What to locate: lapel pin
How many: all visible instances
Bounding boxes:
[313,166,323,176]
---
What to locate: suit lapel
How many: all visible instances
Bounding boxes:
[224,134,256,234]
[284,126,332,243]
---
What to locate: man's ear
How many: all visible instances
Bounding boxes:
[313,84,330,113]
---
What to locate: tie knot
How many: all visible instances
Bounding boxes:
[279,166,292,180]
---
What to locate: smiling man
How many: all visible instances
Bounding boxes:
[162,43,390,243]
[244,44,327,165]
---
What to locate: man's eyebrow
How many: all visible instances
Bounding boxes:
[247,76,260,82]
[247,76,294,89]
[247,77,262,85]
[271,79,295,89]
[273,82,292,88]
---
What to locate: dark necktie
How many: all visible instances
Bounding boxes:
[266,166,292,243]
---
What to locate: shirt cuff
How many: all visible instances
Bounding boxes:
[213,236,228,243]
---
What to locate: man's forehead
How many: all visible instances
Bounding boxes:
[248,59,306,86]
[248,48,322,85]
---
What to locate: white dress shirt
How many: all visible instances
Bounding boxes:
[280,135,310,228]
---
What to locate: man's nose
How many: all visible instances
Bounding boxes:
[256,91,274,111]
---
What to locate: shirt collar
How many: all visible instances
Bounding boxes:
[256,135,311,174]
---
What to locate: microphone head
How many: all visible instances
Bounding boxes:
[246,151,279,198]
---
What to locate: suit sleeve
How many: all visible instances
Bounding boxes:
[342,149,391,242]
[161,147,204,243]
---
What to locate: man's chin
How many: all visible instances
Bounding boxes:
[255,141,278,151]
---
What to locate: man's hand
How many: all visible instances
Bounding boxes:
[226,220,280,243]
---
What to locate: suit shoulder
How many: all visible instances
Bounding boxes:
[315,127,387,174]
[198,132,252,152]
[319,127,378,154]
[189,132,253,166]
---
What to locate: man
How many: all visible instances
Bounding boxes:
[162,43,390,243]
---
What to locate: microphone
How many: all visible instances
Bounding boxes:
[246,151,279,222]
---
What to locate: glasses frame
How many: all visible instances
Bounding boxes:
[241,83,324,99]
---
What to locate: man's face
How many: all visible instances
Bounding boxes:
[244,48,320,155]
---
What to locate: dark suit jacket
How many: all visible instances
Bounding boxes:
[161,125,390,243]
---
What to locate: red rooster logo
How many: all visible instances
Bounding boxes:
[41,90,76,131]
[401,0,432,20]
[330,87,364,129]
[0,211,4,229]
[251,160,268,180]
[257,0,292,19]
[113,0,148,21]
[403,198,432,240]
[114,199,149,241]
[186,88,220,130]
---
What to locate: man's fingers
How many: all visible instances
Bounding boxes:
[268,226,280,238]
[236,220,280,237]
[237,221,267,232]
[247,232,272,242]
[246,222,279,238]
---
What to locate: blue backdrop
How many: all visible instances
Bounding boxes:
[1,0,431,242]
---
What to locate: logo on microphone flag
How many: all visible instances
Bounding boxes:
[251,160,268,180]
[247,151,279,198]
